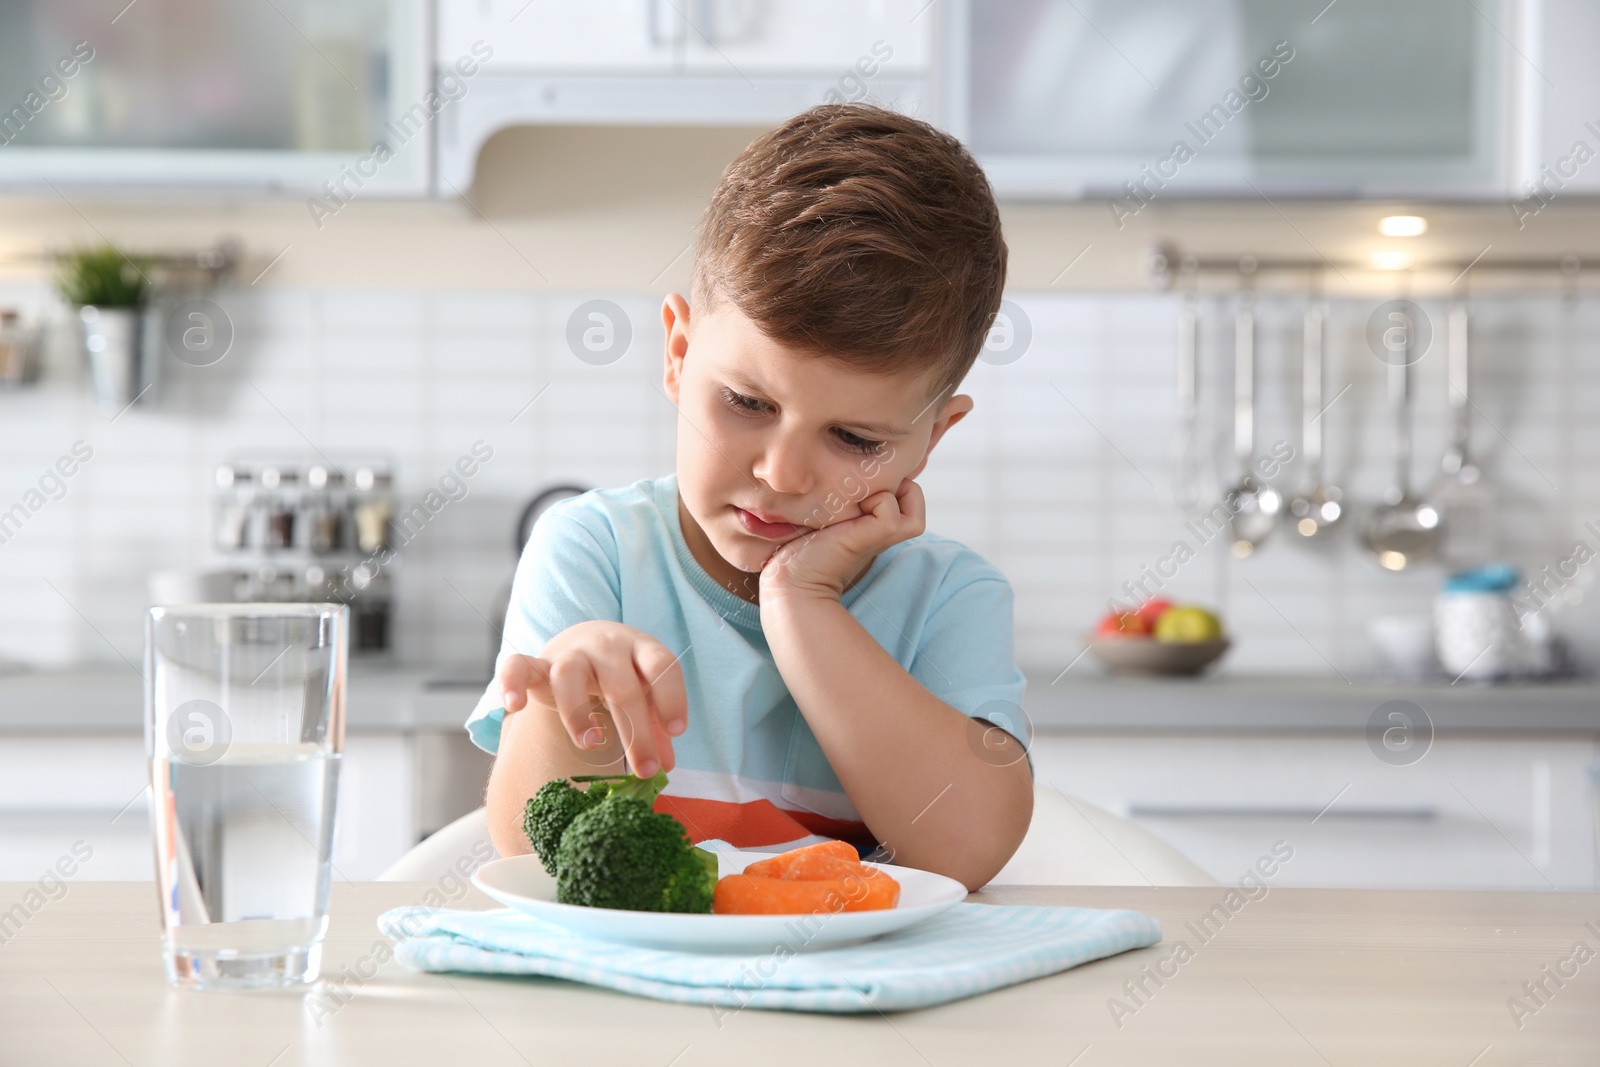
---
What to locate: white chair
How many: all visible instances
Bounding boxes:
[380,806,499,884]
[990,784,1218,887]
[379,784,1218,888]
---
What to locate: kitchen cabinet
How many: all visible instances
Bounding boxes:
[680,1,933,73]
[948,0,1524,199]
[434,0,933,189]
[5,0,1570,201]
[439,0,930,75]
[7,666,1596,890]
[0,0,432,193]
[1527,0,1600,197]
[437,0,685,73]
[0,730,488,883]
[0,737,150,885]
[0,665,497,883]
[1029,731,1599,890]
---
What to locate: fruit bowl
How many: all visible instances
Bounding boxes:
[1086,636,1231,676]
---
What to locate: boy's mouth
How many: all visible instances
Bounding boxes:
[734,506,804,541]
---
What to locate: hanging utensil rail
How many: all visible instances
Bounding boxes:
[1149,245,1589,290]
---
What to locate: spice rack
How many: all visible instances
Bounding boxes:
[212,457,396,655]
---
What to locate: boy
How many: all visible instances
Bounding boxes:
[469,103,1032,891]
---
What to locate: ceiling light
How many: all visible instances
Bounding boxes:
[1370,251,1414,271]
[1378,215,1428,237]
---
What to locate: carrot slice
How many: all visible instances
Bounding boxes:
[754,854,870,882]
[743,840,861,880]
[718,840,901,914]
[714,875,838,916]
[713,870,900,915]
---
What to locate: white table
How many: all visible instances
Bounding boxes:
[1,882,1596,1065]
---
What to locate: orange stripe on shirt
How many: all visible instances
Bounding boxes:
[654,794,876,853]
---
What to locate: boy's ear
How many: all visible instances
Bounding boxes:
[907,393,974,480]
[661,293,691,403]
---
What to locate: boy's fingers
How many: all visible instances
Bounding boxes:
[634,641,689,738]
[635,677,677,772]
[500,654,554,713]
[645,696,676,773]
[897,478,927,534]
[497,655,526,711]
[546,655,605,751]
[524,656,557,709]
[498,638,682,779]
[591,655,660,778]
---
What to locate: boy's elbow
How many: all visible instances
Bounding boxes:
[488,807,532,859]
[484,761,533,859]
[957,767,1034,891]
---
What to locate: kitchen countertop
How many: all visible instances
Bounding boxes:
[0,881,1592,1064]
[1021,670,1600,733]
[3,663,1599,735]
[0,662,490,735]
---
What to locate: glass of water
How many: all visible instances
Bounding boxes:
[145,603,347,990]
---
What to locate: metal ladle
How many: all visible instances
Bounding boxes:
[1225,289,1282,556]
[1361,302,1440,571]
[1288,299,1343,539]
[1426,299,1494,564]
[1171,284,1217,515]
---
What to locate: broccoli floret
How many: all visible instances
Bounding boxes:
[554,796,716,914]
[523,769,713,912]
[664,843,720,914]
[521,770,667,876]
[523,780,602,876]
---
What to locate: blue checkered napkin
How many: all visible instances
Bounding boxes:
[377,902,1161,1014]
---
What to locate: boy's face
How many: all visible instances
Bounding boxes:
[661,292,972,598]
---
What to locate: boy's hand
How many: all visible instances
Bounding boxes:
[758,477,925,603]
[496,621,688,779]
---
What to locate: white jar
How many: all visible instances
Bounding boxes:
[1434,589,1519,681]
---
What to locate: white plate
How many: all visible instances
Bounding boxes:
[471,849,968,953]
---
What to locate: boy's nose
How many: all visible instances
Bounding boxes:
[750,439,814,497]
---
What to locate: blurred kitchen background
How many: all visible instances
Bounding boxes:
[2,0,1599,892]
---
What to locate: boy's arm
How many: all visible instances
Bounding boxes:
[488,686,648,859]
[484,622,689,858]
[761,595,1032,891]
[486,688,626,858]
[758,478,1032,891]
[472,507,631,856]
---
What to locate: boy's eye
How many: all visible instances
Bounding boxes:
[719,387,884,455]
[832,429,884,455]
[720,387,768,415]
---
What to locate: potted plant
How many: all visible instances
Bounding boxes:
[57,245,154,413]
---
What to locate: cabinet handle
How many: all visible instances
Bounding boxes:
[1128,803,1438,821]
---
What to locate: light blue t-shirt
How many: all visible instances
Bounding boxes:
[465,473,1028,851]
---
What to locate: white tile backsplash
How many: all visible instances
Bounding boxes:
[3,285,1600,678]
